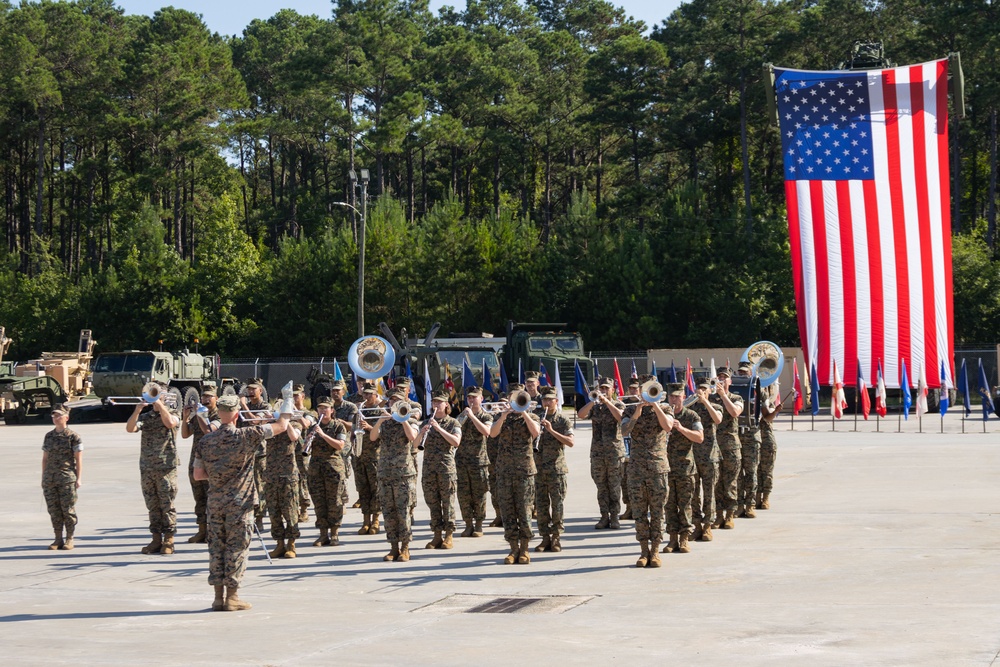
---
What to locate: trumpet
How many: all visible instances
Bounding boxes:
[108,382,178,408]
[509,390,536,413]
[588,389,602,402]
[482,401,512,413]
[391,401,421,423]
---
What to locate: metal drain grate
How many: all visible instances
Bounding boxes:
[467,597,542,614]
[413,594,595,615]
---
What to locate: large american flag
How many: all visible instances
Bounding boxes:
[776,59,953,389]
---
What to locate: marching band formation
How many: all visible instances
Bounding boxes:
[38,342,785,612]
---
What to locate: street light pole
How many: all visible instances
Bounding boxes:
[348,168,370,339]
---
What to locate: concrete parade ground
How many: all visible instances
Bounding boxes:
[1,412,999,666]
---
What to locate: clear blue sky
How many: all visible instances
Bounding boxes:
[115,0,685,37]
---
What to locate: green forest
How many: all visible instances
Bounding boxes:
[0,0,998,359]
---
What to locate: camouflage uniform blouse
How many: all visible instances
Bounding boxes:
[455,411,493,468]
[588,400,626,460]
[622,405,672,475]
[377,418,418,479]
[334,400,360,451]
[494,412,540,476]
[534,412,573,474]
[266,418,303,480]
[312,419,347,471]
[187,408,221,473]
[138,409,179,471]
[710,391,744,449]
[666,407,702,476]
[193,423,274,512]
[42,428,83,484]
[689,401,721,465]
[421,416,462,476]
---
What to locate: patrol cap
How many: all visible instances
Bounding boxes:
[539,387,558,400]
[696,378,712,390]
[628,379,641,389]
[598,377,613,388]
[716,366,732,378]
[293,384,305,395]
[201,387,217,397]
[395,377,411,387]
[246,379,263,390]
[362,382,377,394]
[525,371,541,381]
[431,390,451,403]
[667,383,685,397]
[388,388,407,399]
[316,397,333,408]
[51,404,69,417]
[218,395,240,411]
[330,380,346,390]
[508,382,525,392]
[465,386,483,397]
[737,360,753,370]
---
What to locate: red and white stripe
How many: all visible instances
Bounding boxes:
[785,59,953,389]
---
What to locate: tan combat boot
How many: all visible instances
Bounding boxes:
[700,523,714,541]
[426,531,443,549]
[760,493,771,510]
[723,512,735,530]
[503,540,518,565]
[636,540,649,568]
[329,528,340,546]
[609,515,621,530]
[284,538,297,558]
[384,542,399,561]
[472,520,484,537]
[714,509,725,528]
[664,532,678,554]
[224,587,252,612]
[648,542,662,568]
[594,514,610,529]
[551,531,562,552]
[461,522,475,538]
[535,535,552,552]
[188,523,207,543]
[141,532,162,555]
[359,515,371,535]
[61,526,75,551]
[299,505,310,523]
[692,522,704,541]
[678,532,691,553]
[269,539,287,559]
[369,515,380,534]
[397,540,410,562]
[212,585,225,611]
[745,504,757,518]
[313,527,329,547]
[441,530,454,549]
[517,538,531,564]
[48,531,63,550]
[161,534,175,555]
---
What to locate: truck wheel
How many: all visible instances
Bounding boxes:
[182,386,200,410]
[167,387,183,411]
[222,384,238,397]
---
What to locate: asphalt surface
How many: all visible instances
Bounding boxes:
[1,411,999,666]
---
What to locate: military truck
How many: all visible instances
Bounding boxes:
[397,324,505,401]
[91,349,237,420]
[502,321,595,404]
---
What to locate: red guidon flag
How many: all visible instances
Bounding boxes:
[875,360,888,417]
[774,60,954,391]
[831,359,847,419]
[792,357,803,415]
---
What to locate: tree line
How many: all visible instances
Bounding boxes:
[0,0,999,360]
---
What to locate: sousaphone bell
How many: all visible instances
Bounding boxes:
[348,335,396,380]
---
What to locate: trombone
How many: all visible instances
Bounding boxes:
[107,381,178,409]
[483,390,537,414]
[618,380,664,405]
[391,401,421,423]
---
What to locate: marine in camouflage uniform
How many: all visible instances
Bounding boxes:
[41,405,82,550]
[292,385,314,522]
[328,381,359,508]
[533,388,574,552]
[420,391,463,549]
[735,361,762,519]
[193,393,291,612]
[757,389,780,510]
[181,389,220,544]
[711,367,744,530]
[621,393,674,568]
[576,377,625,529]
[307,398,348,546]
[687,379,722,542]
[238,381,270,531]
[486,433,502,526]
[490,384,542,565]
[663,385,704,555]
[265,416,304,558]
[354,383,384,534]
[126,392,181,555]
[372,389,420,562]
[455,387,493,538]
[394,378,422,523]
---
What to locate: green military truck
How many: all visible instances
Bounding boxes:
[91,349,237,420]
[503,321,595,405]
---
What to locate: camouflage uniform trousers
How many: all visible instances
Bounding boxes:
[488,463,501,518]
[620,460,630,509]
[355,457,381,517]
[341,450,352,505]
[497,472,536,543]
[308,458,345,531]
[627,471,667,543]
[43,482,77,533]
[535,469,567,538]
[456,464,489,523]
[378,475,416,543]
[266,476,301,541]
[140,468,178,535]
[189,472,208,525]
[590,456,623,517]
[715,436,742,514]
[758,434,777,497]
[665,472,696,536]
[296,452,311,509]
[253,454,267,523]
[422,470,457,533]
[691,459,719,526]
[206,504,253,589]
[738,430,761,509]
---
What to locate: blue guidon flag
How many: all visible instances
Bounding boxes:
[774,61,954,395]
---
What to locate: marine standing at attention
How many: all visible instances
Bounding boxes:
[41,404,82,550]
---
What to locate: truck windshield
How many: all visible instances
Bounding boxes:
[436,351,499,373]
[528,337,582,353]
[93,354,155,373]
